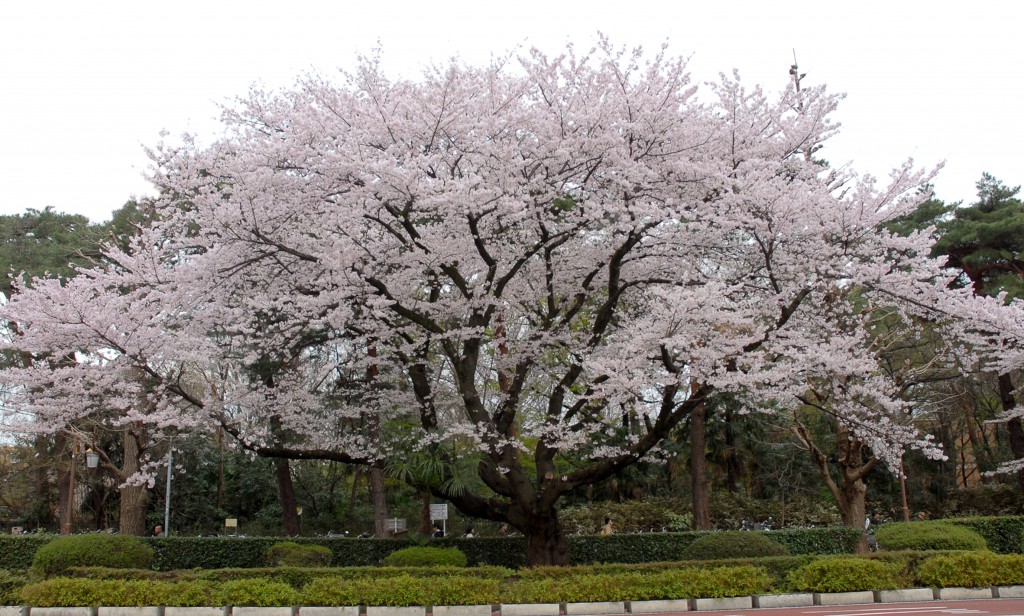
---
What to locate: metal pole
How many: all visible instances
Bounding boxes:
[163,446,173,536]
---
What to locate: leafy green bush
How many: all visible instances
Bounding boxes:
[18,578,217,607]
[382,546,467,567]
[682,531,789,560]
[215,578,301,606]
[0,569,26,606]
[303,574,500,607]
[509,567,771,603]
[31,534,153,576]
[265,542,332,567]
[0,535,52,571]
[918,551,1024,587]
[875,521,987,552]
[788,557,904,592]
[947,516,1024,553]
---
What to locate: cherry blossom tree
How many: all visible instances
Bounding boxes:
[0,40,1004,565]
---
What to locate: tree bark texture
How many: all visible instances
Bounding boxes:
[998,373,1024,493]
[118,429,149,536]
[276,457,301,536]
[690,401,712,530]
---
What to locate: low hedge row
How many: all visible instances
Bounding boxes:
[14,551,1024,607]
[15,565,772,607]
[2,517,1016,572]
[0,527,861,571]
[946,516,1024,553]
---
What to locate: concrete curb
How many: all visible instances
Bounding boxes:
[298,609,359,616]
[497,605,559,616]
[564,603,623,615]
[874,589,934,603]
[690,597,751,612]
[232,609,293,616]
[365,608,425,616]
[753,593,813,609]
[995,586,1024,598]
[934,587,994,600]
[628,599,690,613]
[165,609,228,616]
[429,607,491,616]
[813,591,875,605]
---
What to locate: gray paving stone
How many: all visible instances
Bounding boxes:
[165,608,228,616]
[874,589,934,603]
[753,593,814,608]
[98,608,162,616]
[690,597,751,612]
[232,609,292,616]
[627,600,689,614]
[299,608,359,616]
[366,608,426,616]
[814,591,875,606]
[499,604,560,616]
[995,586,1024,598]
[564,602,624,615]
[431,607,492,616]
[31,609,94,616]
[934,587,993,600]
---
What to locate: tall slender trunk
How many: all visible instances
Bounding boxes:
[690,401,711,530]
[119,430,149,536]
[369,466,388,537]
[33,435,55,530]
[419,489,433,535]
[724,407,741,492]
[998,374,1024,493]
[276,457,301,535]
[57,432,75,535]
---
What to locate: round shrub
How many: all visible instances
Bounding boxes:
[31,534,153,576]
[788,557,904,592]
[875,521,987,551]
[682,531,789,560]
[265,542,332,567]
[382,546,467,567]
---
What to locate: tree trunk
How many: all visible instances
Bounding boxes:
[523,510,569,567]
[836,473,869,553]
[33,435,55,531]
[724,407,741,492]
[369,465,389,537]
[57,432,75,535]
[419,489,433,535]
[118,429,149,536]
[997,374,1024,493]
[690,401,712,530]
[119,484,149,536]
[276,457,301,535]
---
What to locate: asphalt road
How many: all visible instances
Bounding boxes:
[672,599,1024,616]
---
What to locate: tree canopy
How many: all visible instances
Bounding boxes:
[0,41,1015,564]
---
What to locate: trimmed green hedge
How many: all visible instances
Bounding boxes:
[788,557,905,592]
[17,564,773,607]
[918,551,1024,587]
[6,521,1015,572]
[32,535,153,576]
[682,531,789,560]
[875,521,987,552]
[947,516,1024,554]
[382,547,467,567]
[0,535,51,570]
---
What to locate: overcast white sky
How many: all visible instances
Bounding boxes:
[1,1,1021,222]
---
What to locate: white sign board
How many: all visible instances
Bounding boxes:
[429,503,448,520]
[225,518,238,528]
